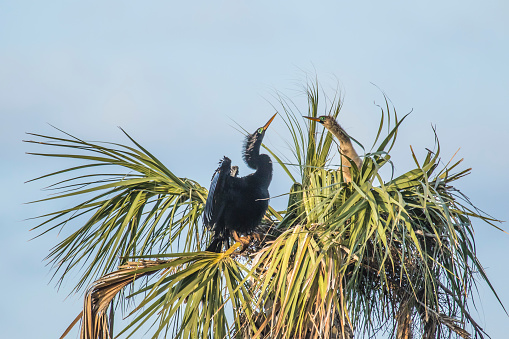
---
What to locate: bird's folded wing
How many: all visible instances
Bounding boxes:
[203,157,232,229]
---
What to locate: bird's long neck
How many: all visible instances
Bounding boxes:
[243,135,273,187]
[252,154,273,187]
[326,120,362,169]
[243,134,263,169]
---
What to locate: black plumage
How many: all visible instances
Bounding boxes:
[204,114,276,252]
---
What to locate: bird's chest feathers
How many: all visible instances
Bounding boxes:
[227,179,269,218]
[235,184,269,207]
[225,186,268,232]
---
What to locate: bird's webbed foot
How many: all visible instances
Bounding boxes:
[231,231,264,252]
[232,230,251,252]
[251,232,264,243]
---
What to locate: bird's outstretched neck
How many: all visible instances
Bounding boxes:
[243,113,276,171]
[253,153,273,186]
[243,134,264,169]
[243,133,273,186]
[304,115,363,183]
[327,121,362,170]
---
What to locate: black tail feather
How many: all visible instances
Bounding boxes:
[206,236,228,253]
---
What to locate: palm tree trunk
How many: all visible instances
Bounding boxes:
[396,299,413,339]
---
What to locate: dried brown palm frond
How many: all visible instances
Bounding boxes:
[235,224,354,339]
[61,260,167,339]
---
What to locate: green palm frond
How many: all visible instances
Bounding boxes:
[239,224,350,339]
[260,83,503,338]
[116,249,253,339]
[61,249,253,339]
[26,128,209,292]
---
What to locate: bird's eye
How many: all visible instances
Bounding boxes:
[258,127,264,134]
[320,116,325,121]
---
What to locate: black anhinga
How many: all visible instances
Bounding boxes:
[204,113,277,252]
[304,115,362,183]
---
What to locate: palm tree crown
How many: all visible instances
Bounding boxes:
[26,83,503,339]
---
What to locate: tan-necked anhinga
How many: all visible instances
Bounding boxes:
[204,113,277,252]
[304,115,362,183]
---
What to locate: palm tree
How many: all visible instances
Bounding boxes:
[27,81,504,339]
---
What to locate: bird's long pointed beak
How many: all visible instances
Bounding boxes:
[263,113,277,130]
[303,116,321,122]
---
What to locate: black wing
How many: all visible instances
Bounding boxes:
[203,156,232,230]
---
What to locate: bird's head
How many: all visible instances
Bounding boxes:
[243,113,277,167]
[246,113,276,144]
[256,113,277,136]
[303,115,335,129]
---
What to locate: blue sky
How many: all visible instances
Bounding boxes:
[2,1,508,338]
